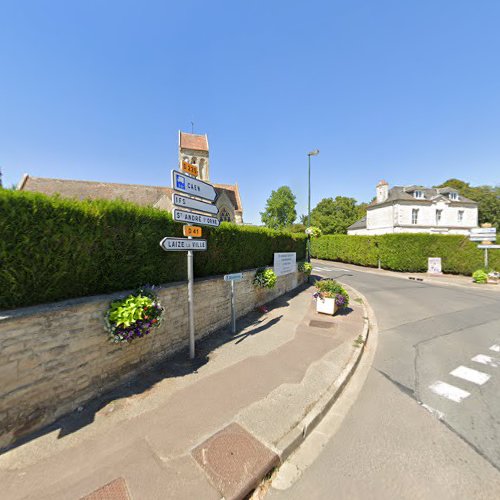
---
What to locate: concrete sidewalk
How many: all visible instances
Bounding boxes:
[0,281,368,500]
[313,259,500,292]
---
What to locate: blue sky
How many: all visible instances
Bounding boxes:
[1,0,499,224]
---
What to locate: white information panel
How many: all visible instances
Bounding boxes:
[274,252,296,277]
[428,257,442,274]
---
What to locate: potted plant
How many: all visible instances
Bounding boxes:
[313,279,350,315]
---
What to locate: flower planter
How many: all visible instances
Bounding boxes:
[316,296,338,316]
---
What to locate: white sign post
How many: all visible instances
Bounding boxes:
[173,209,220,227]
[160,238,207,251]
[224,273,244,334]
[171,170,217,201]
[274,252,296,277]
[172,193,219,215]
[471,228,497,268]
[428,257,442,274]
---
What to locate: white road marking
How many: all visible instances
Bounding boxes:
[490,344,500,353]
[450,366,490,385]
[313,266,351,272]
[471,354,499,368]
[429,381,470,402]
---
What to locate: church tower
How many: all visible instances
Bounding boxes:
[178,131,210,182]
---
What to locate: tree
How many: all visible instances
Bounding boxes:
[260,186,297,230]
[310,196,363,234]
[435,179,500,231]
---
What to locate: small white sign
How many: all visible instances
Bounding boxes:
[172,193,218,215]
[224,273,243,282]
[478,244,500,249]
[173,209,220,227]
[171,170,217,202]
[160,237,207,251]
[428,257,442,274]
[470,227,497,234]
[274,252,296,277]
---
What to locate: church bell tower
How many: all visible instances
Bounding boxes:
[178,131,210,182]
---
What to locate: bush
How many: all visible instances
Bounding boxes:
[298,262,312,275]
[0,190,306,309]
[311,233,499,276]
[253,268,278,289]
[314,279,350,308]
[472,269,488,284]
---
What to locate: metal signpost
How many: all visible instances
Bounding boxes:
[224,273,243,334]
[470,227,497,268]
[159,169,219,360]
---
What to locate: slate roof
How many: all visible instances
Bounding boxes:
[18,175,243,212]
[347,216,367,231]
[369,185,477,207]
[179,132,209,152]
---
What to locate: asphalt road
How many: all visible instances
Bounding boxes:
[269,261,500,499]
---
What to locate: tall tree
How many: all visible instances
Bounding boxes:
[435,179,500,230]
[260,186,297,230]
[310,196,363,234]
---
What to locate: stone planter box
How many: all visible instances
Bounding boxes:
[316,297,338,315]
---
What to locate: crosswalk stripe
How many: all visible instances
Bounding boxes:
[429,381,470,402]
[471,354,499,368]
[490,344,500,353]
[450,366,490,385]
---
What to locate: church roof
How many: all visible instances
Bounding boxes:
[179,131,209,152]
[18,175,243,212]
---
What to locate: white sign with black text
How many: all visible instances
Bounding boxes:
[160,237,207,251]
[171,170,217,202]
[428,257,442,274]
[173,209,220,227]
[172,193,218,215]
[274,252,296,277]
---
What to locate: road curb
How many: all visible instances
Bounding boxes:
[273,283,371,463]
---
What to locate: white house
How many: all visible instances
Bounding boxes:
[348,180,478,235]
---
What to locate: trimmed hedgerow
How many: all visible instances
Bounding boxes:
[311,233,499,276]
[0,190,306,309]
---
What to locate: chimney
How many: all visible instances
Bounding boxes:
[376,180,389,203]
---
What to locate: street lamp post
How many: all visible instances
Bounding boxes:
[307,149,320,262]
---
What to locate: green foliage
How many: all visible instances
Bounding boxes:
[310,196,365,234]
[261,186,297,230]
[105,287,164,343]
[305,226,322,237]
[314,279,349,308]
[108,294,153,328]
[298,262,312,275]
[434,179,500,231]
[311,233,499,276]
[0,190,306,309]
[253,268,278,289]
[472,269,488,284]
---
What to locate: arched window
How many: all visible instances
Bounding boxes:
[219,208,232,222]
[191,157,197,164]
[198,159,205,179]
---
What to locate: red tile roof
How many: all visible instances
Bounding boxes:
[179,132,208,152]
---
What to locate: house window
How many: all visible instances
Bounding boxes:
[449,192,458,201]
[436,209,443,225]
[412,209,419,224]
[458,210,464,223]
[219,208,232,222]
[414,190,424,199]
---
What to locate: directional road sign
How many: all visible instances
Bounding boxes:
[173,209,220,227]
[171,170,217,202]
[224,273,243,282]
[172,193,218,215]
[471,227,497,234]
[478,244,500,249]
[183,225,202,237]
[181,160,199,177]
[160,237,207,251]
[470,236,497,242]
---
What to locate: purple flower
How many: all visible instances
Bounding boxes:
[335,294,346,307]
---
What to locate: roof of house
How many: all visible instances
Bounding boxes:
[369,185,477,208]
[179,132,209,152]
[347,216,367,231]
[18,175,243,212]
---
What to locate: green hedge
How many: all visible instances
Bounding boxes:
[311,233,499,275]
[0,190,306,309]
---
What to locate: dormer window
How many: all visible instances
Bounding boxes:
[449,192,458,201]
[414,190,424,199]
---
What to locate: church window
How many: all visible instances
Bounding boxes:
[191,157,197,164]
[219,208,232,222]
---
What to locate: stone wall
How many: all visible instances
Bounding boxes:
[0,269,306,448]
